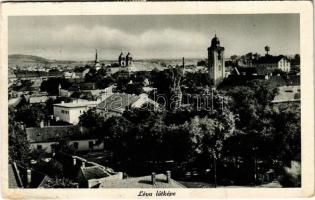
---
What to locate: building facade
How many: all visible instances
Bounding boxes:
[208,34,225,87]
[253,55,291,73]
[53,100,99,124]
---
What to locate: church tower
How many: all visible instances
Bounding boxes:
[94,49,101,70]
[208,34,225,87]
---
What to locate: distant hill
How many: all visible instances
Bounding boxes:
[8,54,80,69]
[9,54,50,63]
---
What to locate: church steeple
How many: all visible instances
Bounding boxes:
[95,49,99,64]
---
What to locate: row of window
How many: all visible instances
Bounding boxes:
[60,110,84,114]
[36,141,95,151]
[61,110,69,114]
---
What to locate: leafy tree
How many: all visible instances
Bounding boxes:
[40,77,71,95]
[14,103,48,127]
[189,114,235,186]
[9,120,31,164]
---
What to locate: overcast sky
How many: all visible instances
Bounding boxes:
[9,14,299,60]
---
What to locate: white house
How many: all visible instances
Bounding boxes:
[53,100,99,124]
[26,125,104,154]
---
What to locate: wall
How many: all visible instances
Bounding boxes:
[31,139,104,154]
[30,142,58,154]
[68,107,88,124]
[69,139,104,151]
[53,106,71,123]
[53,106,88,125]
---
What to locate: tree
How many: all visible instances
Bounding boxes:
[197,60,206,66]
[189,114,235,186]
[9,121,31,164]
[14,103,48,127]
[40,77,71,95]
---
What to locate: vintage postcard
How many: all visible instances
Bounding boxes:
[0,1,314,199]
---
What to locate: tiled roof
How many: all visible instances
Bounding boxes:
[254,55,288,64]
[26,125,80,143]
[29,96,49,104]
[81,166,111,180]
[99,174,186,188]
[97,93,140,113]
[14,70,62,78]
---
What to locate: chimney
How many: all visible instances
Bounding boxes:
[82,161,86,168]
[27,169,32,186]
[40,120,44,128]
[151,172,156,185]
[73,158,77,166]
[166,171,171,183]
[61,101,65,104]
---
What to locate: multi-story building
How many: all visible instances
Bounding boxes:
[253,55,291,73]
[53,100,99,124]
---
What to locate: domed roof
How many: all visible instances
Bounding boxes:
[211,34,220,47]
[119,52,125,58]
[126,52,132,57]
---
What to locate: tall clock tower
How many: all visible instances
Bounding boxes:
[208,34,225,88]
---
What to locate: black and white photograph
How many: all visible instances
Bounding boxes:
[1,2,314,198]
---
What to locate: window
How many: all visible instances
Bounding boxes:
[73,142,79,149]
[218,64,222,71]
[37,145,42,150]
[89,141,94,150]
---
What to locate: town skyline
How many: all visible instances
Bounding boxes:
[9,14,299,60]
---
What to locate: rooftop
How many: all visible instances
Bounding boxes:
[97,93,140,113]
[254,55,289,64]
[26,125,81,143]
[81,166,111,180]
[54,100,99,108]
[99,174,186,188]
[272,85,300,103]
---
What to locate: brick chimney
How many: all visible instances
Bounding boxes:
[27,169,32,186]
[151,172,156,185]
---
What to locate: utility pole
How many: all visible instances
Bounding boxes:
[213,151,217,188]
[253,146,258,186]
